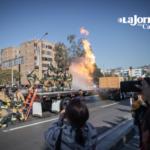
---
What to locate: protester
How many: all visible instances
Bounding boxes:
[76,89,87,102]
[141,108,150,150]
[131,94,147,147]
[44,98,97,150]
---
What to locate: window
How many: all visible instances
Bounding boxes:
[42,64,49,67]
[34,56,37,60]
[34,49,37,53]
[42,57,52,61]
[48,45,52,49]
[15,50,19,53]
[34,43,37,47]
[42,50,52,55]
[42,44,46,48]
[15,55,18,58]
[18,85,24,89]
[42,50,46,54]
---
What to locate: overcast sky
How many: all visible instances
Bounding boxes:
[0,0,150,70]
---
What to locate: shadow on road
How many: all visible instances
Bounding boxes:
[116,108,131,113]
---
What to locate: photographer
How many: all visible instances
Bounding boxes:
[45,98,97,150]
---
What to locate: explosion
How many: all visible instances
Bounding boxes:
[70,27,95,89]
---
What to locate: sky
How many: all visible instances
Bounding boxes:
[0,0,150,70]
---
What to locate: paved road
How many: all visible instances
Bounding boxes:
[0,96,131,150]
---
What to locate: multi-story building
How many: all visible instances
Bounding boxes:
[101,68,143,78]
[1,39,57,84]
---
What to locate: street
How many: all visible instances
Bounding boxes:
[0,96,132,150]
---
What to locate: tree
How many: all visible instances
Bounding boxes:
[142,69,147,75]
[0,69,22,86]
[93,64,103,84]
[110,69,116,77]
[53,42,67,68]
[129,66,133,77]
[67,34,85,65]
[119,72,123,77]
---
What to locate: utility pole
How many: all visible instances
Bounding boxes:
[11,61,13,86]
[103,62,108,77]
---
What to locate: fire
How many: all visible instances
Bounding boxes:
[70,27,95,83]
[80,27,89,36]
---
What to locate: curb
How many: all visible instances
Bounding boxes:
[97,119,135,150]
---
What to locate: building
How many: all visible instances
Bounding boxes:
[1,39,57,84]
[101,68,143,78]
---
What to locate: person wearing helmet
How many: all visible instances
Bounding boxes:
[63,66,73,91]
[10,85,25,124]
[26,66,41,92]
[55,66,64,91]
[0,83,12,130]
[41,64,57,92]
[131,94,147,147]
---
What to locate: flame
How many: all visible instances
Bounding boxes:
[80,27,89,36]
[70,27,95,84]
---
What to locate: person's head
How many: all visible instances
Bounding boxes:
[12,84,18,92]
[65,98,89,146]
[133,94,138,101]
[35,66,39,72]
[78,89,83,96]
[142,108,150,150]
[0,84,6,92]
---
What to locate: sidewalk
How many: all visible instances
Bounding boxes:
[120,137,140,150]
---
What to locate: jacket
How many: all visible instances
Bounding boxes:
[27,70,40,81]
[45,119,97,150]
[0,91,11,111]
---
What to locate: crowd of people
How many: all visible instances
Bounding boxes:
[44,80,150,150]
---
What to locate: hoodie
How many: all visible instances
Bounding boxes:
[45,119,97,150]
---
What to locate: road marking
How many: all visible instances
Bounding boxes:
[101,102,119,108]
[97,118,133,141]
[3,118,58,132]
[3,99,127,132]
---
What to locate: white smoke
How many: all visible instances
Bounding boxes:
[70,59,93,90]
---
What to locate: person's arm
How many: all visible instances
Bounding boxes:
[44,110,65,149]
[0,93,11,103]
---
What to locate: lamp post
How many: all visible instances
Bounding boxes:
[103,62,108,77]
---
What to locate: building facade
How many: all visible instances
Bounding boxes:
[1,39,56,84]
[101,68,143,78]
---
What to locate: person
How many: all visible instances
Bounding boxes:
[26,66,41,92]
[55,66,64,91]
[131,94,147,147]
[63,66,73,91]
[10,85,25,124]
[41,67,57,92]
[76,89,87,102]
[45,98,97,150]
[0,84,12,130]
[141,108,150,150]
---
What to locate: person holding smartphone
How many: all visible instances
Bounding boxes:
[44,98,97,150]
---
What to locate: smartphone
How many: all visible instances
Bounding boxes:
[120,80,142,92]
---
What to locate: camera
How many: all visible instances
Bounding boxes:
[120,78,150,92]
